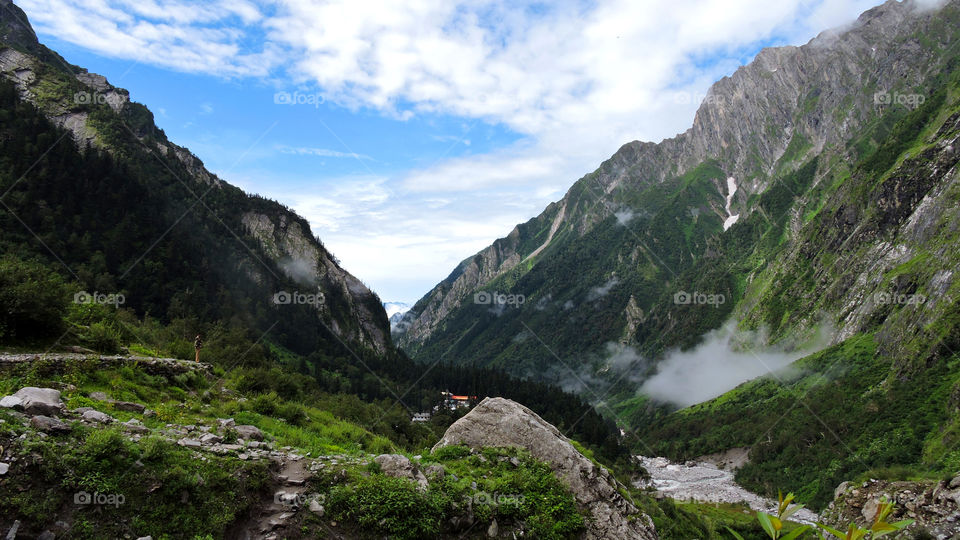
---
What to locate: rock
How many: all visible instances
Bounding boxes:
[309,499,324,516]
[81,410,113,424]
[949,474,960,490]
[861,498,881,523]
[487,518,498,537]
[234,425,263,441]
[136,537,153,540]
[123,420,150,434]
[219,418,236,429]
[37,532,55,540]
[374,454,429,491]
[88,391,111,401]
[0,463,9,475]
[835,481,851,500]
[114,401,145,413]
[425,464,445,480]
[199,433,222,445]
[6,520,20,540]
[177,439,202,449]
[30,415,71,433]
[434,397,657,540]
[0,396,22,409]
[13,387,63,416]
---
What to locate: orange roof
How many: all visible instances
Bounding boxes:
[450,395,470,400]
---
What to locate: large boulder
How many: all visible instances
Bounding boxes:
[234,424,264,441]
[433,397,656,540]
[11,387,63,416]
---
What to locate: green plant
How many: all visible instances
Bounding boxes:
[726,493,913,540]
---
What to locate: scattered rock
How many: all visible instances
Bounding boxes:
[12,387,63,416]
[309,499,324,516]
[424,464,445,480]
[434,397,657,540]
[219,418,235,429]
[199,433,222,445]
[30,415,71,434]
[374,454,429,491]
[6,520,20,540]
[177,438,202,449]
[234,425,263,441]
[114,401,146,413]
[950,474,960,490]
[88,391,111,401]
[0,463,9,475]
[123,419,150,434]
[81,409,113,424]
[37,532,55,540]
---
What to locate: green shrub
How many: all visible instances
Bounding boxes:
[0,255,69,343]
[327,475,448,540]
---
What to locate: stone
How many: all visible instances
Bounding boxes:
[487,518,498,538]
[835,481,851,500]
[199,433,223,445]
[88,391,111,401]
[13,387,63,416]
[309,499,324,516]
[218,418,236,429]
[123,420,150,434]
[82,410,113,424]
[424,464,445,480]
[234,424,263,441]
[114,401,146,413]
[0,395,22,409]
[136,537,153,540]
[178,439,202,449]
[434,397,657,540]
[374,454,429,491]
[0,462,9,475]
[37,532,55,540]
[30,415,71,433]
[862,498,881,523]
[949,474,960,490]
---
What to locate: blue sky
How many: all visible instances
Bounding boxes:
[17,0,891,304]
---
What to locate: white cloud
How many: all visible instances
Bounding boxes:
[277,146,373,160]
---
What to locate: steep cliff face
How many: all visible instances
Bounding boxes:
[0,1,391,355]
[398,0,960,378]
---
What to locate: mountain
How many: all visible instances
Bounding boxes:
[384,302,412,319]
[396,0,960,509]
[398,0,960,385]
[0,0,390,357]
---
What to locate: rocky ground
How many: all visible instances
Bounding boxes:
[822,477,960,539]
[635,456,821,525]
[0,381,364,539]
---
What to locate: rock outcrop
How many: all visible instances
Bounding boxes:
[433,397,657,540]
[823,477,960,538]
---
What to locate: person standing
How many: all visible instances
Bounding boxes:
[194,334,203,362]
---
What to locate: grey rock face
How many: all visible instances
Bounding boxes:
[434,397,657,540]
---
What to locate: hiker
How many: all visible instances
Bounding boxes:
[194,334,203,362]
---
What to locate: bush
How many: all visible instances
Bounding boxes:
[0,255,69,343]
[327,475,448,540]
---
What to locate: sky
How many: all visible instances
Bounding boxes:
[16,0,888,304]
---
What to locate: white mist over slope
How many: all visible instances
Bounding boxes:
[640,321,829,407]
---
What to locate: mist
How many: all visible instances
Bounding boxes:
[639,321,829,407]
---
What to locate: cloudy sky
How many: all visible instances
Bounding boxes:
[18,0,885,303]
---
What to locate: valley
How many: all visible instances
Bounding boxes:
[1,0,959,538]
